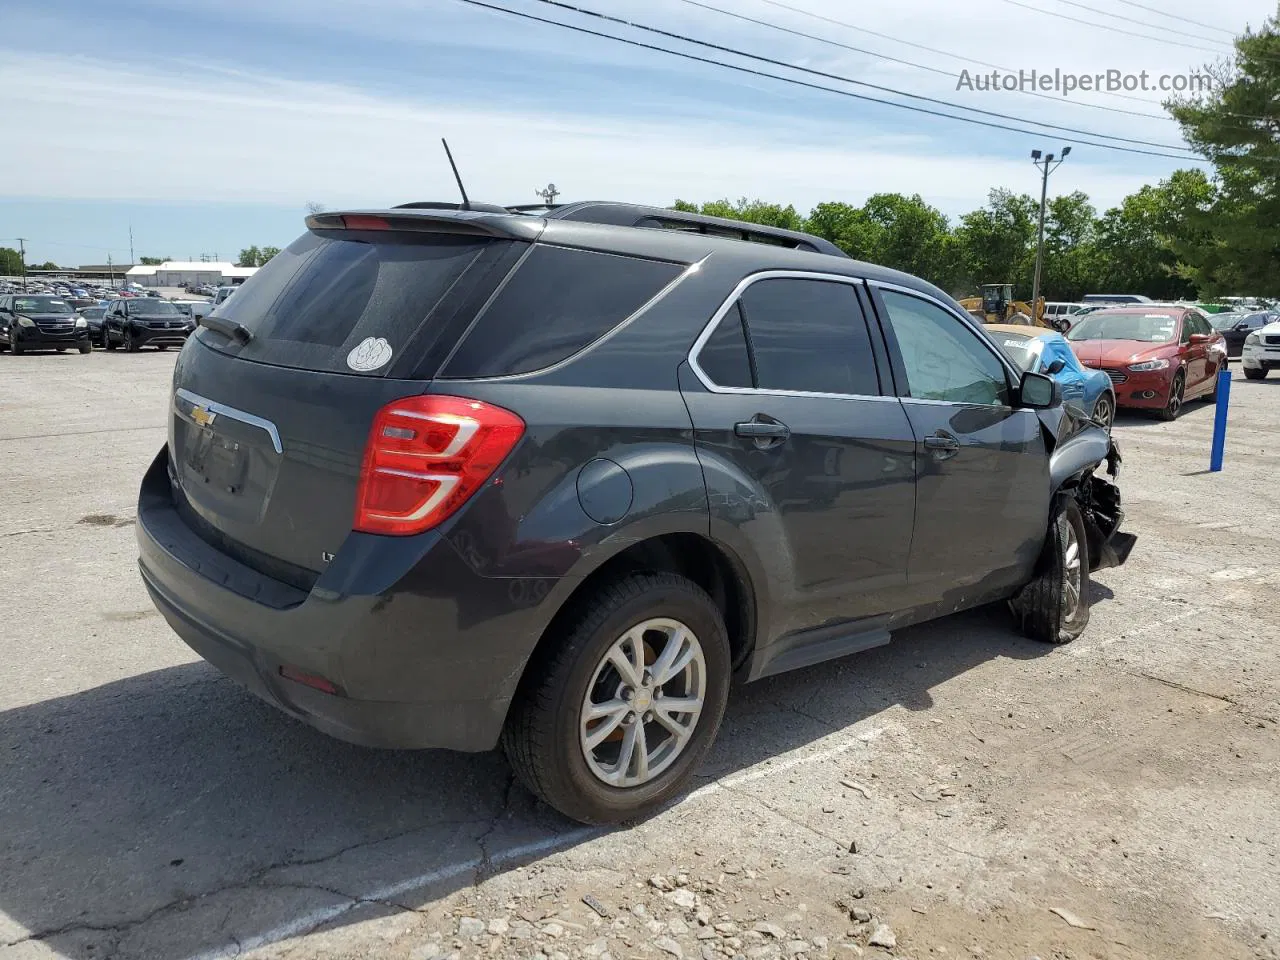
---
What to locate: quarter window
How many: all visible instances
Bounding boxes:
[738,278,880,396]
[696,303,754,389]
[879,290,1011,406]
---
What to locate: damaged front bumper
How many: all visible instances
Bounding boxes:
[1080,438,1136,572]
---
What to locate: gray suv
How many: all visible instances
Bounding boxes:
[136,201,1134,824]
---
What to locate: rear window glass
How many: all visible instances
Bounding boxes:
[441,245,684,378]
[197,231,490,376]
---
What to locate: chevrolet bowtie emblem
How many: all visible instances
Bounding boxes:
[191,405,217,428]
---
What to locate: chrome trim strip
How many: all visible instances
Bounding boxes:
[174,388,284,454]
[686,269,895,403]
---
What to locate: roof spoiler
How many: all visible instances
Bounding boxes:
[307,209,544,242]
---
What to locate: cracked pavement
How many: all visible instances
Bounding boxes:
[2,353,1278,960]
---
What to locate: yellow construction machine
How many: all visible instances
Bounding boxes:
[957,283,1049,328]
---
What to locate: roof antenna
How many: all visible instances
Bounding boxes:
[441,138,471,210]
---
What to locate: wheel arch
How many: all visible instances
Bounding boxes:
[508,532,758,712]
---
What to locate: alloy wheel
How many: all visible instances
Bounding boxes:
[1093,395,1114,431]
[579,618,706,788]
[1166,373,1184,419]
[1061,517,1082,621]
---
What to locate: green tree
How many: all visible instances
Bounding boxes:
[139,256,170,265]
[1167,12,1280,294]
[31,260,61,271]
[0,247,20,274]
[237,246,262,268]
[1038,191,1099,302]
[1094,170,1213,300]
[952,189,1038,299]
[671,197,805,231]
[259,246,281,264]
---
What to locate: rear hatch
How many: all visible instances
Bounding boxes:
[167,215,533,588]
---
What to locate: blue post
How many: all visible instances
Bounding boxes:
[1210,366,1232,472]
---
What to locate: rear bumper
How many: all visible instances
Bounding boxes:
[136,447,564,751]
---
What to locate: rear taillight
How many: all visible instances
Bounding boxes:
[353,395,525,536]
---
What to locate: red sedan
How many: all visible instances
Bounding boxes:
[1065,306,1227,421]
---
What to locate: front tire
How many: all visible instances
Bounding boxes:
[10,338,22,355]
[1159,370,1185,421]
[78,342,91,354]
[1244,367,1267,380]
[1091,393,1115,432]
[502,572,731,825]
[1012,498,1091,645]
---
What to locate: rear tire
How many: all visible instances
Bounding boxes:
[1011,498,1091,645]
[502,572,731,825]
[105,329,117,351]
[1244,367,1267,380]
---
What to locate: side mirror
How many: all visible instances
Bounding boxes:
[1045,356,1067,375]
[1019,370,1060,409]
[1189,333,1211,345]
[1235,323,1252,331]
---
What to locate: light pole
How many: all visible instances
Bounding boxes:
[1030,146,1070,324]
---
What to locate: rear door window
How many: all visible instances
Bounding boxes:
[738,278,881,396]
[441,246,684,378]
[198,231,496,376]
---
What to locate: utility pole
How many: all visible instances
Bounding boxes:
[129,225,136,266]
[17,238,27,291]
[1029,146,1071,323]
[108,253,115,289]
[536,183,560,206]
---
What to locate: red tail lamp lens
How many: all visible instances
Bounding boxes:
[353,395,525,536]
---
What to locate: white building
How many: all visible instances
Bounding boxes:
[125,262,259,288]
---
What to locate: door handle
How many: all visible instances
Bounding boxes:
[734,417,790,448]
[924,432,961,459]
[735,420,789,439]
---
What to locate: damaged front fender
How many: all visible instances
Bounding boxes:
[1039,404,1134,571]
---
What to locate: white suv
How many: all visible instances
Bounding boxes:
[1241,317,1280,379]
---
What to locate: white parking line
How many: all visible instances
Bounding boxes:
[183,725,888,960]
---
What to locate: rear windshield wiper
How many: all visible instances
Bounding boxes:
[197,314,253,344]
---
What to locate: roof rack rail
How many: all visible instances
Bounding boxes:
[542,201,848,258]
[506,203,564,213]
[393,200,513,215]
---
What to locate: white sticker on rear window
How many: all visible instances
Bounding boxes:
[347,337,393,372]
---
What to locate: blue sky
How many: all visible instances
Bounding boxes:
[0,0,1270,266]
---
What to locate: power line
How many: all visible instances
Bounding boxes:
[752,0,1169,107]
[1109,0,1238,37]
[452,0,1204,160]
[997,0,1225,54]
[678,0,1170,120]
[1046,0,1232,45]
[527,0,1199,152]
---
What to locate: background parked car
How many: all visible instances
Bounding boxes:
[103,298,195,352]
[76,304,109,347]
[1210,310,1277,358]
[1066,306,1226,420]
[988,324,1116,430]
[1242,317,1280,379]
[1042,301,1088,329]
[0,294,92,354]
